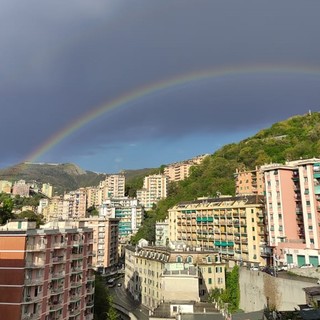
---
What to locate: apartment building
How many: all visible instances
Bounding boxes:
[155,220,169,247]
[98,174,125,203]
[43,189,87,222]
[0,220,94,320]
[78,217,119,272]
[0,180,12,193]
[99,197,143,241]
[12,180,30,197]
[234,167,265,195]
[85,187,99,209]
[136,174,168,210]
[168,195,266,266]
[41,183,53,198]
[164,154,209,182]
[42,195,69,221]
[261,158,320,267]
[66,188,87,219]
[125,244,225,310]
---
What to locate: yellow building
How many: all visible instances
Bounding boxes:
[168,195,266,267]
[125,244,225,310]
[136,174,168,210]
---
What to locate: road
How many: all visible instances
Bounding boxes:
[109,278,150,320]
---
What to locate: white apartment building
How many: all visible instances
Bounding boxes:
[99,197,143,241]
[155,220,169,247]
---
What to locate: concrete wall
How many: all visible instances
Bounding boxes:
[239,269,314,312]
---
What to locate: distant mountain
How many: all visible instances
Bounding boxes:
[0,162,158,195]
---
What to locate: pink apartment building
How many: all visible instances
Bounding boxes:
[0,220,95,320]
[262,158,320,267]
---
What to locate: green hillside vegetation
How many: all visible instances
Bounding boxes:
[131,112,320,244]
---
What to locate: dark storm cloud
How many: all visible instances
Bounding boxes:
[1,0,320,168]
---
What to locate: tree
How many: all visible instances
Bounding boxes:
[15,210,44,227]
[0,197,14,225]
[94,274,118,320]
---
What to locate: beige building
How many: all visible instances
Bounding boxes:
[168,195,266,266]
[234,167,265,196]
[137,174,168,210]
[0,180,12,193]
[125,244,225,310]
[12,180,30,197]
[41,183,53,198]
[164,154,209,182]
[98,174,125,203]
[0,220,94,320]
[79,217,119,272]
[42,195,69,221]
[86,186,99,209]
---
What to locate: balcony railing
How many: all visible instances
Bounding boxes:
[51,271,65,280]
[25,278,44,286]
[26,244,46,251]
[25,260,45,268]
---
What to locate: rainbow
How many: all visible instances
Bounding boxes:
[25,63,320,163]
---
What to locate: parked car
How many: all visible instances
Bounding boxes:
[117,283,122,287]
[300,263,314,269]
[250,266,259,271]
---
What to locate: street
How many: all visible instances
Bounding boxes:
[109,278,150,320]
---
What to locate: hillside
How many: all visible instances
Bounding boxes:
[0,162,158,195]
[131,111,320,243]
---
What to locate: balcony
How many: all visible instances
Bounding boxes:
[22,312,40,320]
[25,259,45,269]
[52,242,67,249]
[70,280,82,288]
[51,271,65,280]
[86,300,94,308]
[25,278,44,286]
[26,244,46,252]
[52,256,65,264]
[70,293,81,303]
[69,308,81,317]
[23,294,42,304]
[49,300,63,311]
[50,286,64,295]
[71,267,83,274]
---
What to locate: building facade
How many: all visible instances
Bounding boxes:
[136,174,168,210]
[168,195,266,266]
[262,158,320,267]
[164,154,209,182]
[78,218,119,272]
[99,197,143,241]
[125,245,225,310]
[155,220,169,247]
[0,220,95,320]
[234,167,265,196]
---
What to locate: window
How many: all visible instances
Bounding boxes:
[208,267,212,273]
[186,256,193,263]
[208,278,212,284]
[308,213,312,219]
[306,201,311,206]
[176,256,182,263]
[252,218,254,222]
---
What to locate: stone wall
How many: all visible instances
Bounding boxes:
[239,268,315,312]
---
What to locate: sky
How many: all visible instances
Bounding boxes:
[1,0,320,173]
